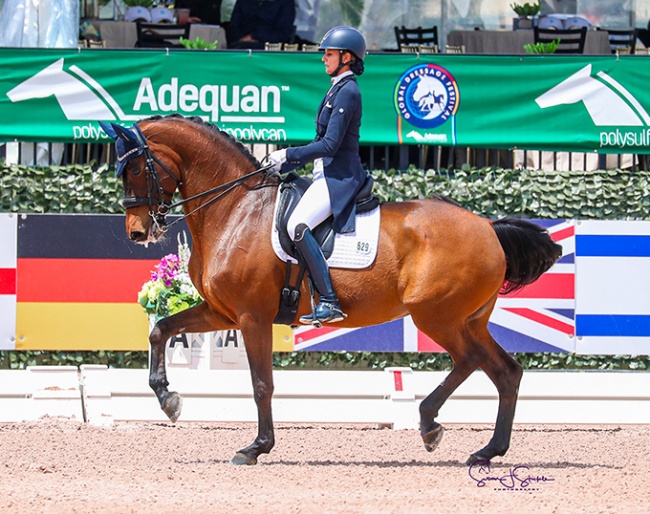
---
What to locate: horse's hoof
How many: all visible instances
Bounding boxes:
[230,452,257,466]
[466,453,490,467]
[422,424,444,453]
[162,392,183,423]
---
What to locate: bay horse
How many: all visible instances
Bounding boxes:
[101,114,562,466]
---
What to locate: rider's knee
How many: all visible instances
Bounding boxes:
[288,216,308,241]
[293,223,309,242]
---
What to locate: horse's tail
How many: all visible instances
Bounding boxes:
[491,217,563,295]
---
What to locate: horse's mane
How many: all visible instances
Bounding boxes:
[141,114,262,169]
[431,193,460,207]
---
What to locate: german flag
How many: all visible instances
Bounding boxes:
[16,214,189,350]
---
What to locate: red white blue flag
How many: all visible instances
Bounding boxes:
[0,214,17,350]
[490,219,575,353]
[294,219,575,354]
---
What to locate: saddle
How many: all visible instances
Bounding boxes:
[273,172,380,325]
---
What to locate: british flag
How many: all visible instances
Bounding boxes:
[489,219,575,353]
[293,219,575,353]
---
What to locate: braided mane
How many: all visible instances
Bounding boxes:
[141,114,262,169]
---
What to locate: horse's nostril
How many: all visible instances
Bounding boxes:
[129,231,145,241]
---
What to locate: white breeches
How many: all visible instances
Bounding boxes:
[287,174,332,241]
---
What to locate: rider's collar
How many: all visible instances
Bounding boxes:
[331,70,353,85]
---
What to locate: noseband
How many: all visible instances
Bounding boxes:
[120,123,275,231]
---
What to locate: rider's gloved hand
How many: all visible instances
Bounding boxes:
[268,149,287,172]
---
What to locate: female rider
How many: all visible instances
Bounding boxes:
[269,26,367,325]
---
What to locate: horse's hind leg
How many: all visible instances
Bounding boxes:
[415,322,488,453]
[465,317,523,465]
[149,301,224,422]
[419,354,481,453]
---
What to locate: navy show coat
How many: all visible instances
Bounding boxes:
[282,75,366,234]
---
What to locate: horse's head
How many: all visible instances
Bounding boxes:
[100,121,182,244]
[101,116,274,245]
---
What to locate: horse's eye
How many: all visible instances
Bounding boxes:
[128,162,142,176]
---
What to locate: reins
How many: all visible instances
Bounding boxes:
[125,123,277,231]
[162,163,276,229]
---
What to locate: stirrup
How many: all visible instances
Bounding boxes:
[299,302,347,326]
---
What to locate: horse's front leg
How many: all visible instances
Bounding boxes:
[149,301,229,422]
[231,316,275,465]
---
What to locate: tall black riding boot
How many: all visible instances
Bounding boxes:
[293,223,346,325]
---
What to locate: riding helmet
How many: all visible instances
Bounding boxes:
[319,26,367,61]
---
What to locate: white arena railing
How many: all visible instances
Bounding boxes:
[1,365,649,427]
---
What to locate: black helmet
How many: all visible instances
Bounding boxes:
[319,26,366,61]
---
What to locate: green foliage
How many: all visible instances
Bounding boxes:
[1,349,647,371]
[511,0,541,16]
[514,353,650,370]
[0,350,149,369]
[179,37,219,50]
[6,159,648,223]
[0,163,122,214]
[271,352,650,372]
[123,0,154,7]
[369,166,650,221]
[524,40,560,54]
[3,162,650,371]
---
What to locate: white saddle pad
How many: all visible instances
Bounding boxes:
[271,192,381,269]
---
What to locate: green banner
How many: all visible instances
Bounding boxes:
[0,48,649,153]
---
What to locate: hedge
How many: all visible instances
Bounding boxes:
[1,162,649,371]
[4,163,650,220]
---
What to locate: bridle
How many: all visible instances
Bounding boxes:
[121,123,275,231]
[120,124,180,227]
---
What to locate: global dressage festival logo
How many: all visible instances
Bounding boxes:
[394,63,459,129]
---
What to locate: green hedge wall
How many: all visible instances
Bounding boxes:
[371,165,650,220]
[1,162,649,371]
[0,163,122,213]
[3,163,650,220]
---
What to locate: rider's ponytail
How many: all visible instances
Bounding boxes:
[349,59,364,76]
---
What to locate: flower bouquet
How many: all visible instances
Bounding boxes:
[138,233,202,321]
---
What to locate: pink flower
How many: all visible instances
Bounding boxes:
[151,254,181,287]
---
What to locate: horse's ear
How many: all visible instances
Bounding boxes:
[100,122,139,143]
[112,123,139,143]
[99,121,118,140]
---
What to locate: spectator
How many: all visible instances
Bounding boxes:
[228,0,295,49]
[175,0,222,25]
